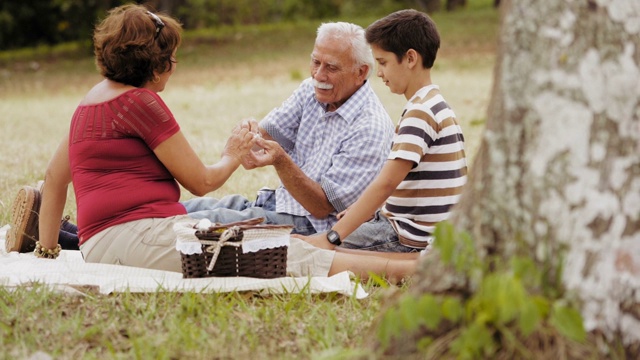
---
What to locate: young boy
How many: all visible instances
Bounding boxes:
[298,9,467,254]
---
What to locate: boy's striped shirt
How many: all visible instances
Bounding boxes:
[381,84,468,248]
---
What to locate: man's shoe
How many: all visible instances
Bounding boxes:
[5,186,41,253]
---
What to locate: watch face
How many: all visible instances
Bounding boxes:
[327,230,341,245]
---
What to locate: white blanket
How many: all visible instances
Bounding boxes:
[0,225,367,299]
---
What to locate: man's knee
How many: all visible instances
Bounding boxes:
[183,194,252,213]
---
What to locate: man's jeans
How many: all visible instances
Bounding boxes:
[340,211,419,253]
[182,190,316,235]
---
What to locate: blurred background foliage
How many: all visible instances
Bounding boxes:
[0,0,498,51]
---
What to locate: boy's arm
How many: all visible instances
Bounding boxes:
[298,158,413,249]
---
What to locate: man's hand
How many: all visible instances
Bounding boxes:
[291,232,336,250]
[237,117,261,134]
[241,137,283,169]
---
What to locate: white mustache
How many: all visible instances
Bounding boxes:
[313,80,333,90]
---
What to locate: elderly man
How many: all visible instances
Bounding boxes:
[183,21,394,235]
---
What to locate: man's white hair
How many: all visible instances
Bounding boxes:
[316,22,374,79]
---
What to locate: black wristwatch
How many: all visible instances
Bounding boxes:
[326,229,342,246]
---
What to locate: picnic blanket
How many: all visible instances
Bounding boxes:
[0,225,367,299]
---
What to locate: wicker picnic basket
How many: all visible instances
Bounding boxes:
[175,218,291,279]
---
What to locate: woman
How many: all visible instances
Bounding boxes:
[10,4,417,283]
[33,4,255,270]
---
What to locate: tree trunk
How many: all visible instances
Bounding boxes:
[144,0,180,14]
[446,0,467,11]
[413,0,442,13]
[406,0,640,353]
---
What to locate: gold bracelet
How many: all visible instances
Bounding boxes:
[34,241,62,259]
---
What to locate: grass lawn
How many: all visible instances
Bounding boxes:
[0,2,498,358]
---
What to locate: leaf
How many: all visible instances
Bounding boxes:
[433,221,456,263]
[417,294,441,330]
[367,272,389,289]
[510,257,541,288]
[518,299,541,336]
[511,257,534,279]
[454,232,477,273]
[377,308,400,347]
[532,295,550,318]
[499,276,527,324]
[450,322,496,359]
[441,297,463,323]
[416,336,434,352]
[550,302,586,343]
[399,295,420,331]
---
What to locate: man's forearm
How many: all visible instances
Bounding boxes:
[273,152,334,218]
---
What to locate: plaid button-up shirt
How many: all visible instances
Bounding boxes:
[261,78,394,232]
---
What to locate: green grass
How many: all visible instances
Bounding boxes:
[0,2,498,358]
[1,282,395,359]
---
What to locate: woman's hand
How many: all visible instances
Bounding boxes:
[222,120,258,163]
[244,118,260,134]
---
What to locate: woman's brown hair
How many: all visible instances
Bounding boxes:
[93,4,182,87]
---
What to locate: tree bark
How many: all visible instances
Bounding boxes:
[145,0,181,14]
[410,0,640,350]
[413,0,442,13]
[446,0,467,11]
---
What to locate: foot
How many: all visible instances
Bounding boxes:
[5,186,41,253]
[60,215,78,233]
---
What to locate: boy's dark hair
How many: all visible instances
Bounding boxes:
[366,9,440,69]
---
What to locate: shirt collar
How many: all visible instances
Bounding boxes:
[317,80,372,124]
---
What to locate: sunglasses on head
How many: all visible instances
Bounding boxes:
[146,11,165,39]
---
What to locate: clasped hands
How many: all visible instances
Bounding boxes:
[223,118,284,169]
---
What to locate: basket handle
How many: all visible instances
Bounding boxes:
[206,217,265,231]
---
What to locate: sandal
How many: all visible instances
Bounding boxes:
[5,185,41,253]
